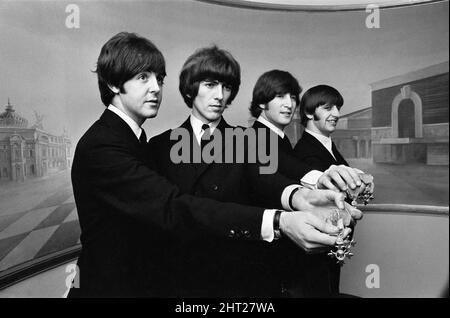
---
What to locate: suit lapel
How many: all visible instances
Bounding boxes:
[331,142,348,166]
[100,109,142,155]
[168,118,200,191]
[304,131,338,166]
[253,120,292,155]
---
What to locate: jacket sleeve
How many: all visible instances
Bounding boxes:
[72,131,264,241]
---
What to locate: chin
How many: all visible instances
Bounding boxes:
[146,111,159,119]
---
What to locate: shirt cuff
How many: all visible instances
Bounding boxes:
[281,184,301,211]
[300,170,323,189]
[261,209,277,242]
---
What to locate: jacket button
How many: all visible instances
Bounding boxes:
[243,230,250,238]
[212,184,219,191]
[228,230,235,238]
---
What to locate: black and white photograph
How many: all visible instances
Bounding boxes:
[0,0,448,300]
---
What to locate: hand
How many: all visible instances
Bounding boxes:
[290,187,363,227]
[279,211,351,252]
[291,187,346,211]
[317,165,363,192]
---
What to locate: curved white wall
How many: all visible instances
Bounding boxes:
[340,212,449,297]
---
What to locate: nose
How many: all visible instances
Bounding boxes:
[331,105,340,116]
[213,84,224,101]
[148,74,160,94]
[283,94,294,109]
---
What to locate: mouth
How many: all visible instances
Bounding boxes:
[327,118,338,125]
[209,105,223,110]
[280,111,292,116]
[145,100,159,105]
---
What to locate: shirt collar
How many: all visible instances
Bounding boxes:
[107,105,143,140]
[305,128,335,158]
[190,114,221,142]
[257,116,285,139]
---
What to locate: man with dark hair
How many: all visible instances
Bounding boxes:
[149,49,363,297]
[293,85,357,297]
[250,72,368,297]
[250,70,362,192]
[70,33,356,298]
[294,85,347,171]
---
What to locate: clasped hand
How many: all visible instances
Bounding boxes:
[280,187,363,252]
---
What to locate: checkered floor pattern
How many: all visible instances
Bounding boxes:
[0,186,80,273]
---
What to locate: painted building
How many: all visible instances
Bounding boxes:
[0,100,72,181]
[370,62,449,165]
[333,107,372,159]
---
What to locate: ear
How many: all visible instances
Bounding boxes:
[259,104,266,110]
[107,84,120,94]
[306,114,314,120]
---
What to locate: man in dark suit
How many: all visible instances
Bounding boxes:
[249,73,368,297]
[149,50,363,297]
[250,70,363,193]
[293,84,360,297]
[70,33,355,298]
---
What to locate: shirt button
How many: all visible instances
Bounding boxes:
[228,230,235,238]
[212,184,219,191]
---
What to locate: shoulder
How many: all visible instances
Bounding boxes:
[75,119,111,151]
[148,129,173,148]
[293,133,316,155]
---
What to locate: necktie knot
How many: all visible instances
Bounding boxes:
[201,124,210,132]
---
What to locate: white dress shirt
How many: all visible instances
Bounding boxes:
[257,116,285,139]
[190,114,221,145]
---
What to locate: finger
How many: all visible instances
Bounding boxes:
[326,169,347,191]
[326,190,345,210]
[310,189,346,210]
[307,230,339,246]
[345,167,362,187]
[341,227,352,239]
[335,166,360,189]
[317,175,340,192]
[345,202,363,220]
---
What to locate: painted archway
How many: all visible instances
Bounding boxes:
[391,85,423,138]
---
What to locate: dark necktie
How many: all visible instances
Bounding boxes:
[139,129,147,145]
[200,124,211,150]
[281,135,292,153]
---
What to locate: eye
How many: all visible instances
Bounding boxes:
[223,84,232,92]
[157,75,165,86]
[203,81,215,88]
[137,73,148,81]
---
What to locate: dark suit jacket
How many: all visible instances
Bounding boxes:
[251,120,313,181]
[148,117,296,297]
[293,130,349,171]
[292,130,349,297]
[69,109,267,297]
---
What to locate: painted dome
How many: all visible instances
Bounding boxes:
[0,99,28,128]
